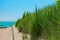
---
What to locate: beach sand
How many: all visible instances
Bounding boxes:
[0,26,23,40]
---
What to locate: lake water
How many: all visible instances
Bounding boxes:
[0,22,15,28]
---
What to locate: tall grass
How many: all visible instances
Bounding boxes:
[15,0,60,40]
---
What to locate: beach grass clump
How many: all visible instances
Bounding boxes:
[15,0,60,40]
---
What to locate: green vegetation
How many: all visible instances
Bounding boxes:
[15,0,60,40]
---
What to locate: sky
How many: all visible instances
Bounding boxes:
[0,0,56,21]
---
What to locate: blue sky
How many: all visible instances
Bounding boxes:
[0,0,56,21]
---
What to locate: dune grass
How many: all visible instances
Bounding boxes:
[15,0,60,40]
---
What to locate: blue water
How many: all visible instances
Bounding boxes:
[0,22,15,27]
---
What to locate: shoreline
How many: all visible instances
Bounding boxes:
[0,24,14,28]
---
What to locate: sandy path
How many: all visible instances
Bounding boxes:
[0,26,23,40]
[0,27,13,40]
[13,26,23,40]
